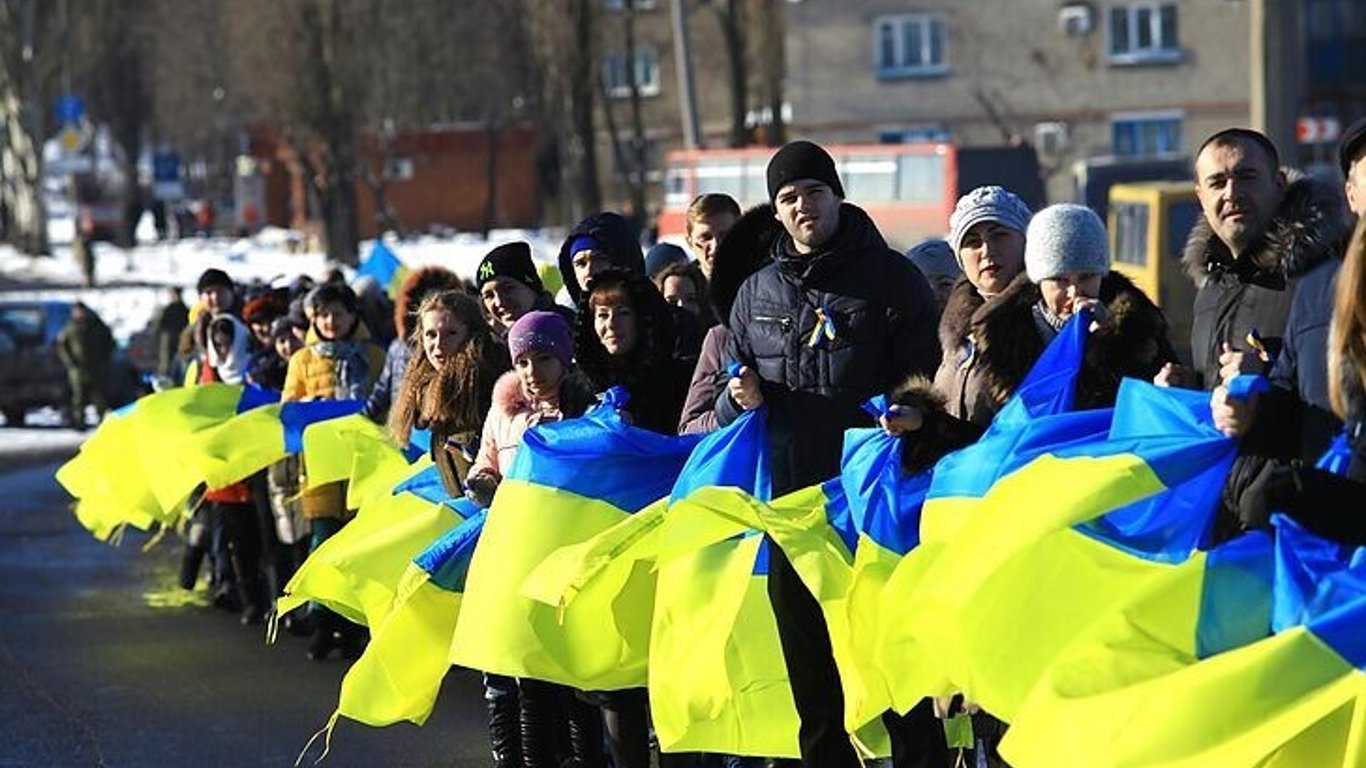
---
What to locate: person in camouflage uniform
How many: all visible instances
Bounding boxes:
[56,302,115,429]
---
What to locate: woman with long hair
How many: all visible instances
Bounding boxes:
[388,289,509,494]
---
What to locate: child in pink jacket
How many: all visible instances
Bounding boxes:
[465,311,594,507]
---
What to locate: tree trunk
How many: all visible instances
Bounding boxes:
[482,102,501,237]
[762,0,785,146]
[0,90,50,255]
[623,0,648,230]
[569,0,601,217]
[715,0,749,148]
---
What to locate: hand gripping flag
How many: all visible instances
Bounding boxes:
[450,388,702,689]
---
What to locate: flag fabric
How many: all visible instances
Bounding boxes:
[275,463,466,629]
[57,384,281,538]
[298,413,423,510]
[333,503,486,728]
[450,389,702,690]
[357,240,409,299]
[900,378,1237,721]
[188,398,362,491]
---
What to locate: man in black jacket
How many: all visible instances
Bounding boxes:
[718,140,942,767]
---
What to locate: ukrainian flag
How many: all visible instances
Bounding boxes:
[299,415,428,510]
[357,240,409,300]
[187,397,363,491]
[275,463,466,630]
[901,377,1238,722]
[450,389,702,690]
[57,384,281,538]
[332,502,486,728]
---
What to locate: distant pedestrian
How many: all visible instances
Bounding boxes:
[152,287,190,378]
[56,302,115,429]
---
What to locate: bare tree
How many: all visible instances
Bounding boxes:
[0,0,60,255]
[702,0,751,148]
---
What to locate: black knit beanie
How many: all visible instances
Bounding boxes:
[477,241,543,293]
[766,140,845,201]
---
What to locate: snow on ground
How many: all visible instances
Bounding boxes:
[0,407,87,468]
[0,225,568,344]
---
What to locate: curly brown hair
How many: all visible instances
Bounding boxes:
[388,289,494,444]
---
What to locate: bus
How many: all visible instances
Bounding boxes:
[658,143,1046,250]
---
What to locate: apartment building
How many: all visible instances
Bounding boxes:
[783,0,1253,201]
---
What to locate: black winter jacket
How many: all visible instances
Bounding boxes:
[716,203,940,492]
[1183,173,1347,390]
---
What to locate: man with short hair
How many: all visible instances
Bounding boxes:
[685,193,741,280]
[720,140,942,768]
[1211,123,1362,532]
[1175,128,1346,392]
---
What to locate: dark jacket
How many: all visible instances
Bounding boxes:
[57,311,116,378]
[717,203,941,492]
[248,349,289,391]
[678,203,784,435]
[154,299,189,376]
[1182,173,1347,390]
[364,337,411,423]
[557,211,645,304]
[1247,361,1366,544]
[930,271,1178,427]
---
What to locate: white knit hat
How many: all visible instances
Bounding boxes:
[1024,204,1111,283]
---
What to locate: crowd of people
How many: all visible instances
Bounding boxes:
[126,124,1366,768]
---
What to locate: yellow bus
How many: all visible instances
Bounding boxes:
[1107,181,1202,363]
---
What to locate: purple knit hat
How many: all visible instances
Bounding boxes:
[508,311,573,367]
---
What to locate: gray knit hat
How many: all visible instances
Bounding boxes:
[1024,204,1111,283]
[947,186,1033,260]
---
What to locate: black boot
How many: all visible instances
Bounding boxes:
[481,674,522,768]
[565,690,606,768]
[307,609,339,661]
[179,543,206,591]
[337,618,367,661]
[519,679,567,768]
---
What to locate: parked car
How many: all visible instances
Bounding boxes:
[0,300,140,426]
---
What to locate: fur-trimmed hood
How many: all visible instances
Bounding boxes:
[938,270,1176,415]
[557,212,645,304]
[708,203,781,327]
[1182,171,1348,286]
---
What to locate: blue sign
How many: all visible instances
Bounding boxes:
[54,95,85,126]
[153,151,182,182]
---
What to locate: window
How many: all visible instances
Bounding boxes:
[874,15,948,79]
[602,50,661,98]
[1108,3,1181,64]
[1112,202,1150,267]
[604,0,656,11]
[1112,113,1183,157]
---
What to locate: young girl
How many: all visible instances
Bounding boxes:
[465,310,599,768]
[388,289,509,496]
[282,283,386,659]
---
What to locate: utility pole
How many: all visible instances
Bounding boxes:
[670,0,701,149]
[1250,0,1304,164]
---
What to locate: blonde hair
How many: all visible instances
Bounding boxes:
[1329,218,1366,419]
[389,289,492,443]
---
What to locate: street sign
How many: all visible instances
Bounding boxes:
[1297,116,1342,145]
[54,94,85,126]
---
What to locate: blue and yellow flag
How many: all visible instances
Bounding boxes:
[1003,496,1366,765]
[450,390,702,690]
[357,240,409,300]
[333,502,486,728]
[275,463,465,629]
[188,397,362,491]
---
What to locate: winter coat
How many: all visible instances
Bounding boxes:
[1182,173,1347,390]
[930,271,1178,427]
[283,322,385,519]
[282,324,386,403]
[154,300,189,376]
[1243,359,1366,544]
[428,337,514,497]
[557,211,645,304]
[679,324,729,435]
[57,312,115,379]
[469,369,596,487]
[248,349,290,391]
[716,202,941,492]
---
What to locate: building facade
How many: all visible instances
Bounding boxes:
[783,0,1253,202]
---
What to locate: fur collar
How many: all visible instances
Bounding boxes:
[489,368,595,420]
[1182,171,1347,286]
[708,203,781,327]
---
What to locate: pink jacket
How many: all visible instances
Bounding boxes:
[470,371,567,483]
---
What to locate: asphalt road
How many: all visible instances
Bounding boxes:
[0,457,490,768]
